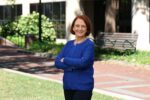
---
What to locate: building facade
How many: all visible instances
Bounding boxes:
[0,0,150,50]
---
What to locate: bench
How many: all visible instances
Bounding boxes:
[94,32,138,51]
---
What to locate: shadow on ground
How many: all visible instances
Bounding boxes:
[0,46,63,74]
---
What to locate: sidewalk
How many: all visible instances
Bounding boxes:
[0,45,150,100]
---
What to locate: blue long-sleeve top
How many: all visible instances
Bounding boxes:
[55,38,94,90]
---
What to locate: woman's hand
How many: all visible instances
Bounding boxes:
[60,58,64,62]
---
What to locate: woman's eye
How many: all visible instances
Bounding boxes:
[81,25,86,28]
[75,25,79,27]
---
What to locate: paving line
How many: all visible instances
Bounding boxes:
[105,88,150,98]
[94,88,143,100]
[105,84,150,98]
[95,80,133,85]
[94,73,142,82]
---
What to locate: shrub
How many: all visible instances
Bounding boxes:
[0,21,16,38]
[28,41,64,56]
[12,11,56,42]
[0,11,56,42]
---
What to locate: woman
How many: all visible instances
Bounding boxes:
[55,15,94,100]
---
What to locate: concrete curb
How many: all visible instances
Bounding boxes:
[2,68,62,84]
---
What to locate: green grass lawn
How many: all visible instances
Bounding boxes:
[95,48,150,65]
[0,69,120,100]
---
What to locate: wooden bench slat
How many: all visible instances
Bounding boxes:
[95,33,138,51]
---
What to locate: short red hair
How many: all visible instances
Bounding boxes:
[70,15,92,36]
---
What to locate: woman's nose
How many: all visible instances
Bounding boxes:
[78,26,82,30]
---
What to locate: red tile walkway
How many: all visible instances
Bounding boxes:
[1,45,150,100]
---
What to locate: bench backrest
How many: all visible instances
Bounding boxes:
[95,32,138,50]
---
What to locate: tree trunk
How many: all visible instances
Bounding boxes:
[104,0,119,32]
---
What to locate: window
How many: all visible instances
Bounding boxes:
[0,4,22,25]
[30,2,66,39]
[44,3,52,19]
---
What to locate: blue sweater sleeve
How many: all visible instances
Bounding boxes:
[54,44,68,70]
[63,43,94,69]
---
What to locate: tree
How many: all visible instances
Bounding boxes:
[104,0,119,32]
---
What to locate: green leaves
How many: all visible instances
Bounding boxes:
[3,11,56,42]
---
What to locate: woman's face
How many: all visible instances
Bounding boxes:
[73,18,87,38]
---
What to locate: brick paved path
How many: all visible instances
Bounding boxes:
[1,45,150,100]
